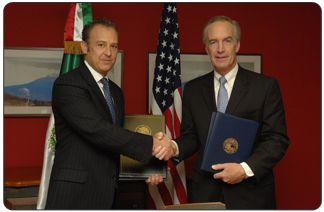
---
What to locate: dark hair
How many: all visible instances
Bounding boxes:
[82,18,119,43]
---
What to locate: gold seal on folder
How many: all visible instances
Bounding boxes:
[135,125,152,135]
[223,138,238,154]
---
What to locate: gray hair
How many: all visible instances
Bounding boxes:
[202,16,241,46]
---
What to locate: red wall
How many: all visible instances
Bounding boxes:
[4,3,321,209]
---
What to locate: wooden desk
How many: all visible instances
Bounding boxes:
[160,202,226,210]
[4,167,42,187]
[4,167,42,209]
[6,197,38,210]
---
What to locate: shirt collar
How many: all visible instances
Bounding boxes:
[84,60,109,83]
[214,63,238,87]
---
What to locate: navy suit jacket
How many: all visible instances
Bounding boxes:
[45,62,153,209]
[174,66,290,209]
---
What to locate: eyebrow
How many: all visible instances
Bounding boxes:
[209,36,233,42]
[96,40,107,44]
[224,36,233,40]
[96,41,119,45]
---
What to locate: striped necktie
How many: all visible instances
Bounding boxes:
[100,78,117,124]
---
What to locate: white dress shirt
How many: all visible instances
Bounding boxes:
[214,64,238,105]
[84,60,112,98]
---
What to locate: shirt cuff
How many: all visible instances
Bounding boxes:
[240,162,254,178]
[171,140,179,157]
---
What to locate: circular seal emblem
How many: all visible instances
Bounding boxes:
[223,138,238,154]
[135,125,152,135]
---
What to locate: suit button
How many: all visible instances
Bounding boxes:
[112,175,116,180]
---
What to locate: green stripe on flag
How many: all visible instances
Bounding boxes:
[60,54,85,75]
[82,3,93,26]
[60,3,93,75]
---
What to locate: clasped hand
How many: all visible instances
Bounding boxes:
[146,133,175,185]
[212,163,246,184]
[152,132,176,161]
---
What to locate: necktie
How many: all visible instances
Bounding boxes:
[217,76,228,113]
[100,78,117,124]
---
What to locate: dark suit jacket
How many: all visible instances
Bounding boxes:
[45,63,153,209]
[174,66,290,209]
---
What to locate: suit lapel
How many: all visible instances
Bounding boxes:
[226,67,248,114]
[202,71,217,113]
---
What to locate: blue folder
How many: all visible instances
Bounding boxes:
[201,112,259,173]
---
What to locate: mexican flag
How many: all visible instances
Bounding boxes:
[36,3,92,209]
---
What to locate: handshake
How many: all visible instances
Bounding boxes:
[152,132,177,161]
[146,132,176,185]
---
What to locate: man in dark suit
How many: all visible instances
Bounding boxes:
[45,18,174,209]
[154,16,290,209]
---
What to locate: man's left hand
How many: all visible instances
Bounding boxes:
[212,163,246,184]
[146,174,163,185]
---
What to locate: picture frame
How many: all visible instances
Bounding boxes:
[147,52,262,113]
[4,47,124,117]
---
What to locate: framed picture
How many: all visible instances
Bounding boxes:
[147,52,262,113]
[4,47,124,117]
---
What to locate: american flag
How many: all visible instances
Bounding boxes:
[148,3,187,209]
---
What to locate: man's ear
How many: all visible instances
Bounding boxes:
[80,41,88,54]
[205,45,210,55]
[236,41,240,53]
